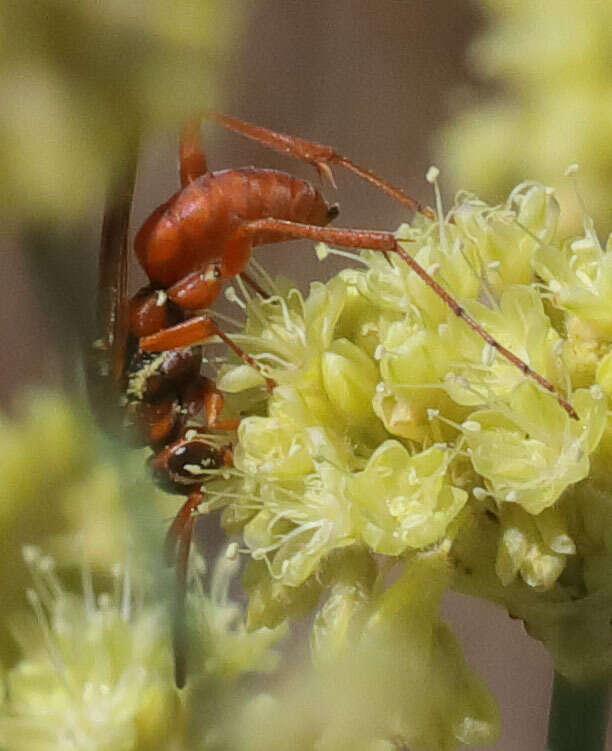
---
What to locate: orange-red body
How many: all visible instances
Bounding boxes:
[135,167,333,287]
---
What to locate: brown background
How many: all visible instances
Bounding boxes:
[2,1,608,748]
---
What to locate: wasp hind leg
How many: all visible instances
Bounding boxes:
[209,112,433,217]
[180,119,209,186]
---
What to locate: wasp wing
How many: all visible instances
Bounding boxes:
[87,153,138,433]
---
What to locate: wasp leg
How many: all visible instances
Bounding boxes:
[166,264,223,310]
[209,112,433,218]
[139,316,218,351]
[139,315,275,393]
[227,217,577,420]
[203,384,241,431]
[178,376,240,432]
[180,118,209,186]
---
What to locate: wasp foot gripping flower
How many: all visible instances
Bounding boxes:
[208,179,612,726]
[0,549,181,751]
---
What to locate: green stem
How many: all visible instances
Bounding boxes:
[547,672,610,751]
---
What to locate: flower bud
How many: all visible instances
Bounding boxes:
[321,338,379,426]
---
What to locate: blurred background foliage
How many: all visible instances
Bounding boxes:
[0,0,239,221]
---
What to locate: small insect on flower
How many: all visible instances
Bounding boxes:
[88,113,578,687]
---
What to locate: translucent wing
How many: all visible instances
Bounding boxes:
[87,153,138,432]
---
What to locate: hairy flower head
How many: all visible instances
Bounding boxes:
[0,550,180,751]
[211,180,612,687]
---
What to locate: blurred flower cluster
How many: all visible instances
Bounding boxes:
[436,0,612,233]
[0,546,180,751]
[0,0,241,221]
[0,391,176,665]
[228,549,498,751]
[0,540,285,751]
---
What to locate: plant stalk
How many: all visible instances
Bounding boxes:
[547,671,610,751]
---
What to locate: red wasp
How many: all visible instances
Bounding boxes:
[91,113,577,687]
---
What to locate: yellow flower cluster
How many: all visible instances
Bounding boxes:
[211,181,612,691]
[436,0,612,233]
[0,541,288,751]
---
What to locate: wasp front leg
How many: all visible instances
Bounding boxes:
[139,312,275,392]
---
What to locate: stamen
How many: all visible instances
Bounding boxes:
[315,242,371,267]
[38,555,63,600]
[225,286,246,310]
[481,343,496,367]
[81,545,96,616]
[212,309,244,328]
[121,558,132,622]
[235,273,252,303]
[26,588,69,688]
[426,165,447,253]
[250,351,293,368]
[249,258,277,295]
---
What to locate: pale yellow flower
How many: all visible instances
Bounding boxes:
[213,181,612,687]
[0,551,181,751]
[0,391,175,663]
